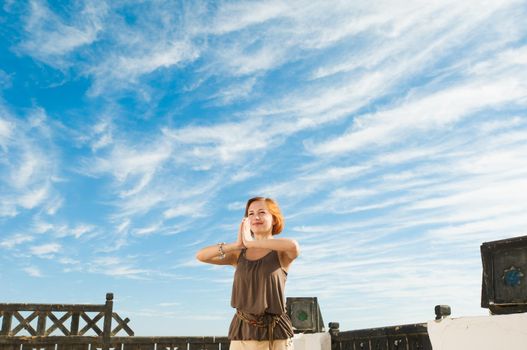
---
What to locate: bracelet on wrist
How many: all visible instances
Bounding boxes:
[217,242,226,259]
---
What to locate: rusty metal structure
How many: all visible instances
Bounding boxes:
[329,322,431,350]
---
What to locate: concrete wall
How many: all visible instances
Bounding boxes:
[293,333,331,350]
[427,312,527,350]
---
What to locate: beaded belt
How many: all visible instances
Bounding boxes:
[235,310,281,350]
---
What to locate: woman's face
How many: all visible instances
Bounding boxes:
[247,200,274,234]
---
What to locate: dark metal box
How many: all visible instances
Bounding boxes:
[481,235,527,314]
[286,297,325,333]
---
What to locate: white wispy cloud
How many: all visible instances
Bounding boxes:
[19,0,107,66]
[0,109,59,219]
[208,0,288,35]
[58,257,81,265]
[30,243,61,257]
[0,234,35,249]
[113,42,200,79]
[133,223,162,237]
[87,256,154,280]
[0,117,13,150]
[67,224,98,239]
[81,136,173,202]
[89,40,200,96]
[90,142,172,184]
[89,118,114,152]
[209,77,258,105]
[163,202,207,219]
[43,195,64,216]
[18,185,49,209]
[257,165,371,201]
[308,78,526,156]
[7,141,45,190]
[158,302,181,308]
[23,266,43,277]
[162,119,272,164]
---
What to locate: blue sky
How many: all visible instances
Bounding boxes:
[1,0,527,337]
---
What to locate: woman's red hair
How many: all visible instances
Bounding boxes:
[244,197,284,235]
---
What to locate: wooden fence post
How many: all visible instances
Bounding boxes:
[1,312,12,336]
[71,312,80,336]
[103,293,114,350]
[37,311,47,336]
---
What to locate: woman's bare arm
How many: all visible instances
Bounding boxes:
[244,238,300,261]
[195,242,243,266]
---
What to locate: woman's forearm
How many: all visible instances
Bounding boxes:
[245,238,300,258]
[196,242,243,264]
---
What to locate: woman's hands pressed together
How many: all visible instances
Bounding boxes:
[241,217,254,245]
[195,219,249,266]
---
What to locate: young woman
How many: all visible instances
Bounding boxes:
[196,197,300,350]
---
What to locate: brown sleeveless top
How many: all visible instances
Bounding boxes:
[228,249,294,340]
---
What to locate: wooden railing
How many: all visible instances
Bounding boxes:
[0,293,136,350]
